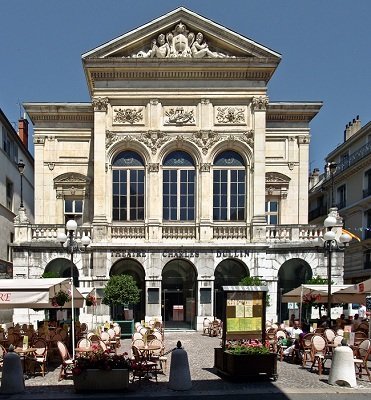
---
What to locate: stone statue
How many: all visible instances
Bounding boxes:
[150,34,171,58]
[191,32,219,58]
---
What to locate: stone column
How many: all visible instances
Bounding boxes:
[199,163,213,241]
[33,136,45,224]
[147,163,161,241]
[92,97,109,240]
[251,96,269,242]
[297,135,310,224]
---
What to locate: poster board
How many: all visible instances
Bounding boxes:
[221,286,267,345]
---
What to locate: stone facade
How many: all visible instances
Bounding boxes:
[14,8,344,329]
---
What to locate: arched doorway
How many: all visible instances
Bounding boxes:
[110,259,145,322]
[162,259,197,329]
[277,258,312,322]
[214,259,249,319]
[44,258,79,323]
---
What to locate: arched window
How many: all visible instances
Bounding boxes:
[213,150,245,221]
[112,151,145,221]
[163,151,195,221]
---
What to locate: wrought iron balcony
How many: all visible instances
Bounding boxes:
[335,141,371,175]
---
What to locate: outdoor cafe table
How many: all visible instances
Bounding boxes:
[136,344,161,360]
[75,347,93,355]
[14,347,37,377]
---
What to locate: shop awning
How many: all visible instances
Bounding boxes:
[331,278,371,303]
[281,284,351,303]
[0,278,84,309]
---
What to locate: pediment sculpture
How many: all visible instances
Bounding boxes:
[130,22,233,59]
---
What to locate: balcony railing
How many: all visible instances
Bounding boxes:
[17,222,326,245]
[336,141,371,175]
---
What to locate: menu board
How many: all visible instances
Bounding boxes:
[226,291,263,335]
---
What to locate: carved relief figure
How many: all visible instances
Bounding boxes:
[129,22,232,58]
[165,107,195,124]
[150,34,171,58]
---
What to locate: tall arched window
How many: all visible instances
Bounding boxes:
[112,151,145,221]
[213,150,245,221]
[163,151,195,221]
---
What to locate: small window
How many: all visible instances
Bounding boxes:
[337,185,346,209]
[200,288,212,304]
[148,288,159,304]
[64,199,83,225]
[6,179,13,211]
[265,199,279,224]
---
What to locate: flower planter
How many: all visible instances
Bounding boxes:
[73,369,129,392]
[215,349,278,381]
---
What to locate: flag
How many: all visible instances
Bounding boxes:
[342,228,361,242]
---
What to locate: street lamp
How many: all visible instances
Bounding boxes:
[328,161,337,208]
[17,159,25,208]
[57,220,91,359]
[321,215,351,326]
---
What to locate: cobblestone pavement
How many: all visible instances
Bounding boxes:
[2,331,371,398]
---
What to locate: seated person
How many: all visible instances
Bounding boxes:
[282,319,303,358]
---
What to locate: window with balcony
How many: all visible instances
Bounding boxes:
[363,169,371,198]
[64,199,83,225]
[337,184,346,209]
[265,199,279,224]
[213,151,245,221]
[6,179,13,211]
[364,249,371,270]
[112,151,145,221]
[365,209,371,240]
[163,151,195,221]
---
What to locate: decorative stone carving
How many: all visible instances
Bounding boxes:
[92,97,109,112]
[190,130,220,155]
[164,107,195,125]
[200,163,211,172]
[54,172,91,199]
[148,163,159,173]
[113,107,143,124]
[265,172,290,199]
[150,99,159,105]
[106,131,119,149]
[288,162,295,170]
[138,131,170,155]
[201,99,210,105]
[129,22,233,58]
[240,130,254,146]
[48,162,55,171]
[216,107,246,124]
[251,96,269,111]
[297,135,310,144]
[33,136,45,145]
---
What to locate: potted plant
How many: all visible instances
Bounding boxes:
[103,274,140,320]
[85,294,97,307]
[51,289,71,308]
[73,343,131,392]
[215,339,278,380]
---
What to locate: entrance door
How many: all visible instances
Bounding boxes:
[162,259,197,329]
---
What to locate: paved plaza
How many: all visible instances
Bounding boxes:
[1,331,371,399]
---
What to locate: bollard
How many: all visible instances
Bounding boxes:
[328,344,357,387]
[1,345,25,394]
[168,341,192,391]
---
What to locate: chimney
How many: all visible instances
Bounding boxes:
[344,115,361,141]
[18,113,28,150]
[308,168,320,189]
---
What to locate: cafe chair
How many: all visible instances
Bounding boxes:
[148,338,167,373]
[324,329,335,343]
[77,338,91,349]
[300,333,314,367]
[203,318,211,335]
[131,345,158,383]
[33,338,48,377]
[353,339,371,381]
[0,344,7,368]
[57,341,74,381]
[310,335,327,376]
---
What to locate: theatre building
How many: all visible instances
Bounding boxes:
[13,8,339,329]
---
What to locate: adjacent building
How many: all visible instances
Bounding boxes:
[13,8,339,329]
[309,116,371,284]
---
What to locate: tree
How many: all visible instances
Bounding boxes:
[239,276,270,307]
[103,274,140,307]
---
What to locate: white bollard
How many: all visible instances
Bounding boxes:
[168,341,192,391]
[1,345,25,394]
[328,345,357,387]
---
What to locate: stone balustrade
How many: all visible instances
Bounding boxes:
[15,222,326,244]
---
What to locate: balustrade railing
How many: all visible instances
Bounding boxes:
[111,225,145,240]
[213,225,247,240]
[266,225,325,242]
[162,224,196,240]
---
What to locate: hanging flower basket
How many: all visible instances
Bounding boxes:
[51,290,71,308]
[86,294,97,307]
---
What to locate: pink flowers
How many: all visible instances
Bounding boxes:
[225,339,270,355]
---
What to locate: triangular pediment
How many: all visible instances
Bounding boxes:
[82,7,281,60]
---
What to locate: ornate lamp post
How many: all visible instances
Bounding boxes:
[17,159,25,208]
[328,161,337,208]
[320,215,351,326]
[57,220,91,359]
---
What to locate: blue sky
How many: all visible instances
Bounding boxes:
[1,0,370,170]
